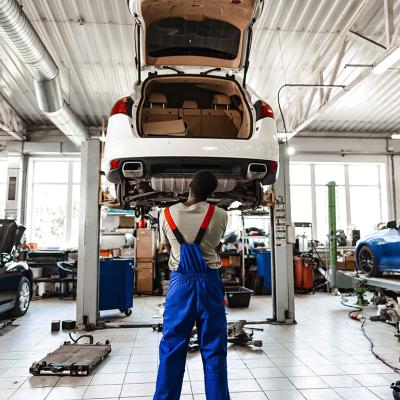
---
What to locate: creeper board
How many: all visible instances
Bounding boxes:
[30,342,111,376]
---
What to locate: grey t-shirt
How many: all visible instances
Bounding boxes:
[160,202,228,271]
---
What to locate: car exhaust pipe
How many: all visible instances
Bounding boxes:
[246,163,267,180]
[122,162,144,179]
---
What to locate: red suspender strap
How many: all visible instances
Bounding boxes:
[164,208,186,244]
[164,208,176,230]
[200,204,216,230]
[194,204,216,244]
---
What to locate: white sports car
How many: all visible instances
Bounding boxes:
[104,0,279,211]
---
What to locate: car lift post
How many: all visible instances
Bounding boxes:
[328,181,337,290]
[270,144,296,324]
[76,139,101,328]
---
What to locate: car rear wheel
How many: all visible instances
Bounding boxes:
[9,277,31,317]
[358,245,381,277]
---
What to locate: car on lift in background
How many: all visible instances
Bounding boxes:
[355,220,400,277]
[0,220,32,318]
[104,0,279,212]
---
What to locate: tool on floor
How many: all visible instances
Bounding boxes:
[154,320,263,351]
[355,287,368,306]
[29,333,111,376]
[51,320,60,332]
[391,380,400,399]
[61,320,76,331]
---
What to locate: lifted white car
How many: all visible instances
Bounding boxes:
[104,0,279,210]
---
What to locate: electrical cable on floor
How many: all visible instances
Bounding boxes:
[69,332,94,344]
[341,295,400,373]
[340,294,363,317]
[360,317,400,373]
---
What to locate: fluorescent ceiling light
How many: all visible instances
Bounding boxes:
[391,134,400,139]
[372,47,400,74]
[287,146,296,156]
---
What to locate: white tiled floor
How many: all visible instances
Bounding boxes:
[0,293,399,399]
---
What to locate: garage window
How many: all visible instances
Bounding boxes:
[0,159,6,218]
[290,162,388,243]
[26,159,80,248]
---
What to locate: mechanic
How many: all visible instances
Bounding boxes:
[153,170,230,400]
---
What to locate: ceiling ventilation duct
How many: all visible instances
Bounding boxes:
[0,0,89,146]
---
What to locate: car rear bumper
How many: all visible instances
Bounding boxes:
[107,156,278,186]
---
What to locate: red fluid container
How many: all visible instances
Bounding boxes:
[294,257,303,289]
[302,259,315,290]
[294,256,315,290]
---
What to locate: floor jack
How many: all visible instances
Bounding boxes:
[153,320,263,351]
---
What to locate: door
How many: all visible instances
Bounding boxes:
[0,260,21,311]
[380,228,400,268]
[130,0,263,71]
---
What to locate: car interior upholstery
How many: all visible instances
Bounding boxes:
[140,76,251,139]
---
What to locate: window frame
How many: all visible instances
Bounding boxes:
[26,157,80,248]
[290,161,388,242]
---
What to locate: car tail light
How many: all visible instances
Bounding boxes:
[110,159,121,171]
[254,100,274,120]
[269,161,278,173]
[110,96,134,117]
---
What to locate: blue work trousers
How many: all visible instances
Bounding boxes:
[154,243,230,400]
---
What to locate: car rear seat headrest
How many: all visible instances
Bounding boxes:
[149,92,167,105]
[212,94,231,108]
[182,100,198,109]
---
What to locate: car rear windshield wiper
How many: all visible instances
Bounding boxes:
[162,66,184,74]
[201,68,222,75]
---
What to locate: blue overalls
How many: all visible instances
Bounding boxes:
[154,204,230,400]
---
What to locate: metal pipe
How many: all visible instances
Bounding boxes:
[0,0,88,146]
[327,181,337,289]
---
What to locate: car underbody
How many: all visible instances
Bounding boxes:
[109,156,277,211]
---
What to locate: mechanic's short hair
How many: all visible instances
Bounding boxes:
[190,171,218,201]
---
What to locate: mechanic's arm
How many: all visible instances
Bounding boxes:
[216,210,229,251]
[163,243,171,254]
[159,210,171,254]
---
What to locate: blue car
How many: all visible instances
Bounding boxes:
[355,220,400,276]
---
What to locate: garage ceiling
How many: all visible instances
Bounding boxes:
[0,0,399,138]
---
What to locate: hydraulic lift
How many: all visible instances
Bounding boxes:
[76,140,296,328]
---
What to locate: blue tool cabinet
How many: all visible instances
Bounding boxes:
[99,258,134,316]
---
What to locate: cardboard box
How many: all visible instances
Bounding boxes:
[119,216,135,228]
[136,261,153,270]
[229,255,241,267]
[337,255,355,271]
[136,229,156,260]
[345,255,356,271]
[136,263,153,294]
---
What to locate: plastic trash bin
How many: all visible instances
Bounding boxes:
[225,286,253,308]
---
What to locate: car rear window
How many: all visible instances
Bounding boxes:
[147,18,241,60]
